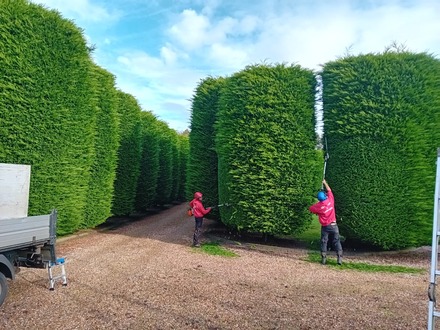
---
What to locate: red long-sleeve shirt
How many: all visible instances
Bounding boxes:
[189,198,211,218]
[309,189,336,226]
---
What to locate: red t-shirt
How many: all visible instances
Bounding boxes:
[309,189,336,226]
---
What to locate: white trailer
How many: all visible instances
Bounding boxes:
[0,163,66,306]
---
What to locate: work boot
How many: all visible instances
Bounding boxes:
[337,252,343,265]
[321,254,327,265]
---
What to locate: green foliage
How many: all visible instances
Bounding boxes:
[135,111,160,211]
[322,51,440,250]
[177,134,189,201]
[196,241,238,257]
[170,130,180,202]
[0,0,188,234]
[0,0,96,235]
[83,66,120,227]
[155,121,175,205]
[187,77,225,212]
[170,133,189,203]
[306,253,424,274]
[215,63,321,236]
[112,91,142,215]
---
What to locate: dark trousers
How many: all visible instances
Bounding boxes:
[193,217,203,245]
[321,224,343,256]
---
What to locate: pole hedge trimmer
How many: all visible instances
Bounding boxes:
[187,203,232,216]
[321,137,329,191]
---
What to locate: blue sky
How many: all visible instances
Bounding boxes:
[31,0,440,133]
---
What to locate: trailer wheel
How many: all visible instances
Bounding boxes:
[0,272,8,307]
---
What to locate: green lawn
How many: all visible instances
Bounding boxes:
[305,252,424,274]
[194,241,239,257]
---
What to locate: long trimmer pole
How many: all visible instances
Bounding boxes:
[321,137,329,190]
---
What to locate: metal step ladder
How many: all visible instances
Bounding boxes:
[428,148,440,329]
[47,257,67,290]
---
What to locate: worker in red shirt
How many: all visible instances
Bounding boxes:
[189,192,212,247]
[309,179,343,265]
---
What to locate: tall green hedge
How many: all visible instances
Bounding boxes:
[0,0,96,234]
[177,134,189,201]
[215,63,320,235]
[155,121,175,206]
[135,111,160,211]
[112,91,142,216]
[322,51,440,249]
[170,130,180,202]
[186,77,225,212]
[82,66,120,227]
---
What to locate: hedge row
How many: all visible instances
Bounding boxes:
[322,51,440,249]
[83,65,120,228]
[0,0,96,234]
[186,64,321,236]
[189,53,439,250]
[186,77,225,214]
[0,0,188,234]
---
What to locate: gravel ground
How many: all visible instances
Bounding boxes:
[0,203,433,329]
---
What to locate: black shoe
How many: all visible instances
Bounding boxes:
[337,255,342,265]
[321,256,327,265]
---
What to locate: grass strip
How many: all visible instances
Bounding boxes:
[194,241,238,257]
[306,252,424,274]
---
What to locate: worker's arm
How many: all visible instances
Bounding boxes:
[323,179,331,191]
[322,179,334,202]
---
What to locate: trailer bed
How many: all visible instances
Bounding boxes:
[0,214,52,253]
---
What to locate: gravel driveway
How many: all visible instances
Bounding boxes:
[0,203,432,329]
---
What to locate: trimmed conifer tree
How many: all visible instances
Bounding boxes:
[177,134,189,201]
[186,77,225,211]
[322,50,440,250]
[170,130,180,202]
[83,66,120,227]
[112,91,142,216]
[0,0,96,234]
[216,63,320,236]
[155,121,175,206]
[135,111,160,211]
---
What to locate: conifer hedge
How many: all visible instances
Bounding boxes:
[112,91,142,216]
[170,131,180,202]
[83,66,120,227]
[135,111,160,211]
[155,121,175,205]
[186,77,225,211]
[178,134,189,201]
[0,0,96,234]
[322,51,440,249]
[215,64,320,235]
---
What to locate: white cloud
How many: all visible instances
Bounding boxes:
[117,52,166,79]
[168,9,210,50]
[160,45,178,65]
[208,43,249,71]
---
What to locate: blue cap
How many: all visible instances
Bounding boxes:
[317,191,327,201]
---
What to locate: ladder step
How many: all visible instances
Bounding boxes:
[435,270,440,276]
[47,257,68,290]
[434,310,440,318]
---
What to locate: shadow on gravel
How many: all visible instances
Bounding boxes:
[95,204,177,231]
[90,202,431,266]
